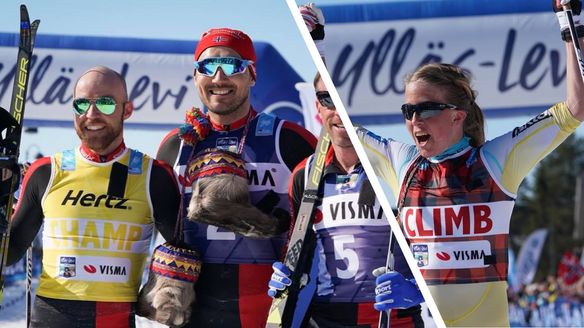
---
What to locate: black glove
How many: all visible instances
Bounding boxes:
[0,157,19,200]
[300,3,326,57]
[0,106,21,154]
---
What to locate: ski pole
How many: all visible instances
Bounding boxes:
[563,2,584,83]
[26,246,32,327]
[378,231,395,328]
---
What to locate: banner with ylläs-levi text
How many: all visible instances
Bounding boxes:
[515,228,547,287]
[0,34,306,129]
[322,0,564,124]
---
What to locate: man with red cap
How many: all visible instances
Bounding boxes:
[156,27,317,327]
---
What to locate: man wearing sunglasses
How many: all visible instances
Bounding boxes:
[5,66,180,328]
[267,72,424,327]
[156,28,317,327]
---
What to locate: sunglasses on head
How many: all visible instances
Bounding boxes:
[73,96,117,116]
[194,57,254,77]
[400,102,458,120]
[316,91,335,109]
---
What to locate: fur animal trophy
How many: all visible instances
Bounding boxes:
[184,114,284,238]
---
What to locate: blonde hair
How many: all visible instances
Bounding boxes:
[405,63,485,147]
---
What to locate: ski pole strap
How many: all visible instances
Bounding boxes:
[562,25,584,41]
[173,144,197,244]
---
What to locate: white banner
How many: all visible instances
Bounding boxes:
[515,228,548,286]
[0,34,306,129]
[323,1,563,124]
[0,47,194,127]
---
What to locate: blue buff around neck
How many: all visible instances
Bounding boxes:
[429,136,471,162]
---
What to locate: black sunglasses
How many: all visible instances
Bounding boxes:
[316,91,335,109]
[401,102,457,120]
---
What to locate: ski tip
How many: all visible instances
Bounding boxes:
[20,4,30,22]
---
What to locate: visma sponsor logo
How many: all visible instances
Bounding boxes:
[61,190,129,210]
[436,250,486,261]
[329,201,384,220]
[436,252,450,261]
[454,249,486,261]
[246,169,275,187]
[83,264,127,275]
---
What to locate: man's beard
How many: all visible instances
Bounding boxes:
[328,124,352,149]
[206,93,248,117]
[75,119,122,154]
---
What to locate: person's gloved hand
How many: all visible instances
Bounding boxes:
[299,3,326,57]
[0,158,19,200]
[136,243,200,328]
[300,3,324,33]
[138,278,195,327]
[268,262,292,298]
[372,267,424,311]
[554,0,583,41]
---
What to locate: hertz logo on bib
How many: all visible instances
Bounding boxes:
[61,189,130,210]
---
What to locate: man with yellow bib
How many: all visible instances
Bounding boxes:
[6,66,180,328]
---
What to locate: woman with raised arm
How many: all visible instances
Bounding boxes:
[358,1,584,326]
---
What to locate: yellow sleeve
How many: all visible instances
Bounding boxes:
[483,103,580,194]
[356,127,417,198]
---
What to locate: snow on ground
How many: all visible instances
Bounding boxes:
[0,279,168,328]
[0,280,35,328]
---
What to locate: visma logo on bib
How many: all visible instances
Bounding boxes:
[58,255,130,282]
[412,240,492,270]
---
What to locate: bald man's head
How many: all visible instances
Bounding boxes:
[73,66,128,101]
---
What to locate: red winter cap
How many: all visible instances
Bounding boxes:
[194,28,256,79]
